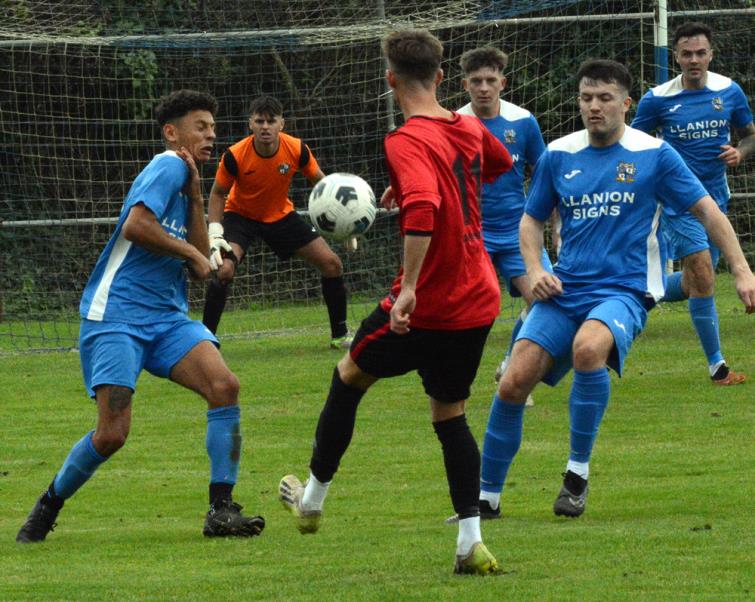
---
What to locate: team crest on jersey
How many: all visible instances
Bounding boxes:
[615,161,636,183]
[278,163,291,175]
[711,97,723,111]
[504,129,517,144]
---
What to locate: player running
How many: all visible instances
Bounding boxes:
[202,96,352,349]
[479,59,754,522]
[278,29,513,575]
[632,22,755,385]
[17,90,264,543]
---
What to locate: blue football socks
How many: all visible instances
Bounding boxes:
[688,296,724,368]
[52,430,107,499]
[480,395,525,494]
[661,271,686,303]
[206,405,241,485]
[568,369,610,466]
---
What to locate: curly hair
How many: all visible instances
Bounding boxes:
[154,90,218,126]
[459,47,508,75]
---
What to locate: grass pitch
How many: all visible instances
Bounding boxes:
[1,275,753,600]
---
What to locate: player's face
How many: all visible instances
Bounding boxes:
[578,79,631,147]
[168,110,216,163]
[463,66,506,118]
[674,35,713,89]
[249,112,283,147]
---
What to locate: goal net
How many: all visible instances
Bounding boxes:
[1,0,753,351]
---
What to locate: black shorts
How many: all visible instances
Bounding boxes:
[350,305,493,403]
[222,211,320,260]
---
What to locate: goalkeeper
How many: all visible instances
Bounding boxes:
[202,96,352,349]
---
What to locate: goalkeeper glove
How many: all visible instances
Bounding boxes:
[208,222,233,270]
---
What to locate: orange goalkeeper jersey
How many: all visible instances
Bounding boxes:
[215,132,320,223]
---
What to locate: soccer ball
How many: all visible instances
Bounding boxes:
[308,173,377,241]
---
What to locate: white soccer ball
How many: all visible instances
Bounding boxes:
[308,173,377,241]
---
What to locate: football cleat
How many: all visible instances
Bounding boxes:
[203,499,265,537]
[330,334,353,350]
[279,474,322,534]
[454,542,503,576]
[494,359,534,406]
[553,471,588,518]
[444,499,502,525]
[16,494,62,543]
[711,365,745,386]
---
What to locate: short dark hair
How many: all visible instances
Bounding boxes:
[248,96,283,119]
[673,22,712,48]
[576,59,633,94]
[382,29,444,84]
[154,89,217,126]
[459,47,508,75]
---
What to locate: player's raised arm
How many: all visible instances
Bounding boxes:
[207,180,233,270]
[689,195,755,313]
[176,146,210,259]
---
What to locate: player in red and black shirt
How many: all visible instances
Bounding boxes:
[202,96,351,349]
[278,30,513,576]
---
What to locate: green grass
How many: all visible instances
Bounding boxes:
[1,275,753,600]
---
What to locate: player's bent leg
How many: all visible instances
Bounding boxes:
[169,342,264,537]
[555,320,614,518]
[681,251,743,383]
[296,237,351,346]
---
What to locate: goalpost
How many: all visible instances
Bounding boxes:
[1,0,753,351]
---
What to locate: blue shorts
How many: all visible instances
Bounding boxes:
[517,292,648,386]
[662,212,720,266]
[486,245,553,297]
[79,317,218,398]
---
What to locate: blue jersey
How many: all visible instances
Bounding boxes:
[458,100,545,246]
[631,72,753,211]
[80,151,192,323]
[525,127,708,301]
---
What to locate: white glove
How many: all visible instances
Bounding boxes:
[208,222,233,271]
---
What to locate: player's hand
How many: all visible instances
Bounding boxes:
[208,222,233,270]
[718,145,742,168]
[734,271,755,314]
[380,186,396,210]
[529,268,563,300]
[187,252,213,282]
[390,288,416,334]
[177,147,202,202]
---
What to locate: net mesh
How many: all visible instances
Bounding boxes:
[1,0,753,350]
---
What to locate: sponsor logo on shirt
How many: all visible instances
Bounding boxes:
[278,163,291,175]
[564,169,582,180]
[560,190,636,220]
[668,119,728,140]
[161,216,188,240]
[712,96,723,111]
[615,162,636,183]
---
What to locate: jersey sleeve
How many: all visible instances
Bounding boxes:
[730,82,754,129]
[299,142,321,179]
[481,125,513,182]
[214,150,237,190]
[655,143,709,214]
[127,154,187,218]
[525,115,546,167]
[524,151,558,221]
[385,134,440,233]
[631,92,660,134]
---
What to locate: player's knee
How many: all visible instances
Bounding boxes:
[208,370,240,406]
[684,255,715,295]
[319,253,343,278]
[572,339,606,371]
[93,426,130,456]
[497,370,532,403]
